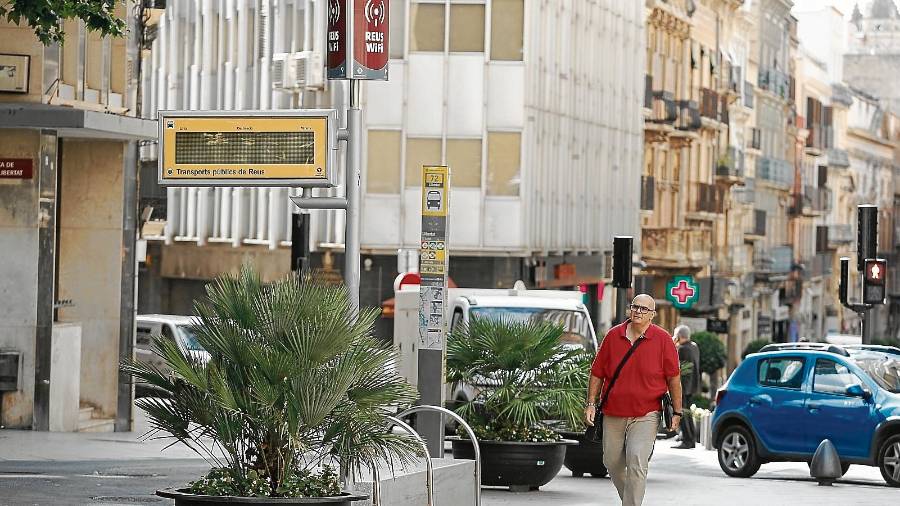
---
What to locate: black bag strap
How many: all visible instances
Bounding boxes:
[598,334,645,411]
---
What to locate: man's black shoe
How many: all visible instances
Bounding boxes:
[672,443,696,449]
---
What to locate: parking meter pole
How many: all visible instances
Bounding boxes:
[345,80,362,314]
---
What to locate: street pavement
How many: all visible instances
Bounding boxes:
[1,411,896,505]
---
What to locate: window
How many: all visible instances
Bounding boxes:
[449,4,485,52]
[390,0,406,58]
[405,137,442,187]
[490,0,524,60]
[487,132,521,196]
[446,139,482,188]
[758,357,805,389]
[410,3,445,52]
[367,130,402,193]
[814,359,863,395]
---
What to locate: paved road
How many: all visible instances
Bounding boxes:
[482,443,895,506]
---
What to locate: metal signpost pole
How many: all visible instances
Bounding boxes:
[345,80,362,312]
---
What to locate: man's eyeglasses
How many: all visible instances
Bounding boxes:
[629,304,655,315]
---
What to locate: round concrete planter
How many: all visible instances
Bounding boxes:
[449,436,577,492]
[156,489,368,506]
[557,430,608,478]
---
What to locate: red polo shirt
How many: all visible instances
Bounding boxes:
[590,321,680,417]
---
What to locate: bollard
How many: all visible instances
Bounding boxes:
[809,439,842,486]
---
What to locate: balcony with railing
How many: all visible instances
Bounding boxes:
[642,228,712,268]
[641,176,655,211]
[716,146,745,180]
[754,245,794,276]
[650,90,677,124]
[758,67,791,101]
[757,157,793,188]
[794,185,832,216]
[717,245,752,275]
[676,100,701,131]
[827,224,854,245]
[734,178,756,205]
[828,148,850,168]
[689,182,726,215]
[801,252,834,280]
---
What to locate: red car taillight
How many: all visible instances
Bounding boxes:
[715,388,727,405]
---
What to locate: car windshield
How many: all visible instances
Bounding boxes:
[177,325,207,352]
[469,307,594,352]
[850,352,900,393]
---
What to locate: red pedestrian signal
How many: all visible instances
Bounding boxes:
[863,258,887,305]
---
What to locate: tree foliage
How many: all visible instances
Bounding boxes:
[122,267,421,497]
[0,0,126,45]
[447,317,590,440]
[693,331,727,375]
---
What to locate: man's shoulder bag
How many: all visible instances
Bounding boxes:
[585,336,645,443]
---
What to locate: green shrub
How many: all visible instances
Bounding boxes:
[693,331,726,375]
[742,339,771,359]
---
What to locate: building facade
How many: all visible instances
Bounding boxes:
[0,5,156,430]
[138,0,645,336]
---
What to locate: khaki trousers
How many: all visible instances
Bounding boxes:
[602,411,659,506]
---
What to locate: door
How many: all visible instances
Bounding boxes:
[806,358,878,459]
[749,356,810,454]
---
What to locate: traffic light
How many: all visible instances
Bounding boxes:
[858,205,877,271]
[863,258,887,305]
[612,236,633,288]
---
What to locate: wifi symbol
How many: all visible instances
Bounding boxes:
[365,0,386,27]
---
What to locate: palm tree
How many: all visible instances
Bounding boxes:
[446,317,589,441]
[123,267,421,497]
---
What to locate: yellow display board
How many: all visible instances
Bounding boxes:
[158,110,337,187]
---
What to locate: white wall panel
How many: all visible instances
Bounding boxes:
[366,61,405,128]
[406,54,445,136]
[484,199,523,249]
[486,63,524,129]
[448,189,481,248]
[446,55,484,136]
[361,195,402,247]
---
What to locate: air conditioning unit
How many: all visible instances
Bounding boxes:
[294,51,325,90]
[273,51,325,91]
[272,52,296,90]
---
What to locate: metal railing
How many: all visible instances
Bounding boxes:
[386,416,435,506]
[754,245,793,274]
[757,157,793,187]
[397,405,482,506]
[716,147,745,178]
[651,90,676,123]
[676,100,701,130]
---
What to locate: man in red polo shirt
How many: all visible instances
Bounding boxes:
[584,294,682,506]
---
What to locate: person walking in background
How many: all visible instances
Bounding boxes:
[584,294,682,506]
[672,325,701,449]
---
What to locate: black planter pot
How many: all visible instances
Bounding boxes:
[449,437,577,492]
[156,489,368,506]
[557,430,608,478]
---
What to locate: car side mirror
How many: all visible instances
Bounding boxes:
[846,384,872,400]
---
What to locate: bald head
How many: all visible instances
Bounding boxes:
[632,294,655,310]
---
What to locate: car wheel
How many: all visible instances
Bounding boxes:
[878,434,900,487]
[717,425,761,478]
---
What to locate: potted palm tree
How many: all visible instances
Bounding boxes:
[446,317,582,492]
[123,267,422,505]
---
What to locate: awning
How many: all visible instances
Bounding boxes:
[0,103,157,140]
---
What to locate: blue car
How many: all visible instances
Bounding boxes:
[711,343,900,486]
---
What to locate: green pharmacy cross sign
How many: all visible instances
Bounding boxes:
[666,276,700,309]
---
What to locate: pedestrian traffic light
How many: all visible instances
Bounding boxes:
[863,258,887,305]
[612,236,633,288]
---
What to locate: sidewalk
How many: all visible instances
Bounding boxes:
[0,405,202,462]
